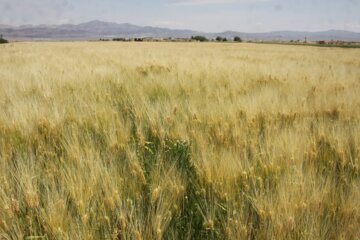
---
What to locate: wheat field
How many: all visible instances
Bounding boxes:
[0,42,359,239]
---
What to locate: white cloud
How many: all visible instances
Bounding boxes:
[343,22,360,32]
[151,20,186,28]
[171,0,270,6]
[58,18,72,24]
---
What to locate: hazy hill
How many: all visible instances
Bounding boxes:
[208,30,360,41]
[1,20,360,41]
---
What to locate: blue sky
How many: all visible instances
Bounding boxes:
[1,0,360,32]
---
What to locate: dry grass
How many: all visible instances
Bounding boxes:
[0,41,360,239]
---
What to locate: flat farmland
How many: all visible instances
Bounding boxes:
[0,42,359,239]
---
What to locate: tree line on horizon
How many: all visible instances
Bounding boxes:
[191,35,243,42]
[110,36,243,42]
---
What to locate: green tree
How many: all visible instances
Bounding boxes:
[191,36,208,42]
[0,35,8,44]
[234,36,242,42]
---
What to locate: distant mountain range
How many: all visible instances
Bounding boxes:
[1,20,360,41]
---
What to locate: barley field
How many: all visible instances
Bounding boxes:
[0,42,359,239]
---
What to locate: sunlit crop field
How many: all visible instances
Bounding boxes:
[0,42,360,239]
